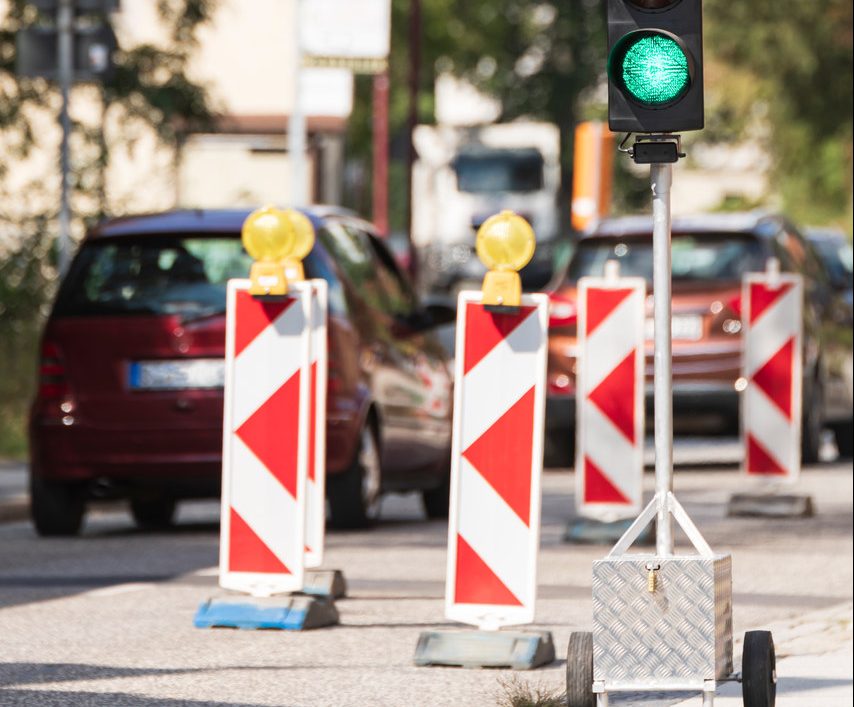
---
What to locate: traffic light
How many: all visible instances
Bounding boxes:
[606,0,703,133]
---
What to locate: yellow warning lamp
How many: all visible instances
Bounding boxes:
[475,210,536,308]
[281,209,315,282]
[242,206,295,296]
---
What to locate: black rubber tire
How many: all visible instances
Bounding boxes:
[742,630,777,707]
[544,428,575,469]
[130,495,177,530]
[831,420,853,459]
[566,632,595,707]
[327,425,381,529]
[801,380,823,465]
[421,471,450,519]
[30,475,86,537]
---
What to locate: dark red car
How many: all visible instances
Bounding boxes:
[29,208,454,535]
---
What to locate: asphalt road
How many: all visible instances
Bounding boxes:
[0,448,851,706]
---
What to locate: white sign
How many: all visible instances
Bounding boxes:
[300,0,391,60]
[300,68,354,118]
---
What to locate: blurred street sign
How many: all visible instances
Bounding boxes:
[16,24,117,80]
[300,0,390,74]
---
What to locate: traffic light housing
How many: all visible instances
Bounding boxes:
[607,0,704,133]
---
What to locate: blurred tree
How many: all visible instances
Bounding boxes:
[0,0,218,456]
[706,0,854,228]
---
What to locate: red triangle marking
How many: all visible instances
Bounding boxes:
[228,508,291,574]
[746,433,788,475]
[463,303,537,375]
[752,337,795,421]
[308,361,318,482]
[749,282,794,326]
[584,456,631,504]
[454,534,523,606]
[234,291,295,358]
[462,387,535,525]
[586,287,634,337]
[236,371,301,499]
[588,349,636,443]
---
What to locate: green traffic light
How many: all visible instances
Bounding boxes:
[613,31,691,107]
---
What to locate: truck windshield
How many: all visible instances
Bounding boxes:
[454,150,544,193]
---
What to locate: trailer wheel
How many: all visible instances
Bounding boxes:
[742,630,776,707]
[566,632,595,707]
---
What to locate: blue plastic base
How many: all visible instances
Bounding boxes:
[194,594,339,630]
[302,569,347,599]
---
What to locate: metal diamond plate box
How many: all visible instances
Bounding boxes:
[592,554,733,689]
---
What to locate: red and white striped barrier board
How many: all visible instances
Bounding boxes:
[445,292,548,629]
[575,273,645,520]
[219,280,312,596]
[742,269,803,481]
[305,280,328,569]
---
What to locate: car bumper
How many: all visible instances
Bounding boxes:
[546,382,739,435]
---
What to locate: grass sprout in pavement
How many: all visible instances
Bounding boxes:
[497,675,566,707]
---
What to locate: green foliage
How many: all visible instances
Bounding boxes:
[706,0,853,228]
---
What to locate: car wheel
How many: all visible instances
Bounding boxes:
[327,423,382,529]
[830,421,853,459]
[544,428,575,469]
[801,379,824,465]
[130,495,177,530]
[30,476,86,537]
[422,470,450,519]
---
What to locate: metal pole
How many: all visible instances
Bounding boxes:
[289,0,308,206]
[651,162,674,556]
[371,72,389,236]
[57,0,74,276]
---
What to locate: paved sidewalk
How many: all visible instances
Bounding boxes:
[0,460,27,523]
[672,601,853,707]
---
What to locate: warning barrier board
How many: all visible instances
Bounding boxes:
[445,292,548,629]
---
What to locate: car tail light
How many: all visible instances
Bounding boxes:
[38,341,69,399]
[548,293,577,328]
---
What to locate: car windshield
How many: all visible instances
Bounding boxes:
[811,238,853,286]
[565,232,765,285]
[453,149,544,193]
[54,236,254,319]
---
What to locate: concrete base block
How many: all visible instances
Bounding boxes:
[194,593,339,630]
[564,517,655,546]
[414,629,555,670]
[727,493,814,518]
[302,569,347,599]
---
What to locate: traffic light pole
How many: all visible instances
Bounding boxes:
[57,0,73,276]
[650,162,674,556]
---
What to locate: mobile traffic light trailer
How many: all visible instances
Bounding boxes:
[565,2,777,705]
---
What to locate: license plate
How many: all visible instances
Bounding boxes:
[644,315,703,341]
[129,359,224,390]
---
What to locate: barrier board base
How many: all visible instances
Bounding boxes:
[302,569,347,599]
[194,594,339,630]
[727,493,814,518]
[413,629,555,670]
[564,517,655,546]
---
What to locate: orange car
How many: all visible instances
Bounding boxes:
[544,212,853,466]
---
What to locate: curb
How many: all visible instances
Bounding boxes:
[0,495,29,524]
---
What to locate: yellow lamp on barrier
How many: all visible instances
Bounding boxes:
[281,209,315,282]
[242,206,295,296]
[475,210,536,308]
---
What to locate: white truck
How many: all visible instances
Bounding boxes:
[411,121,562,295]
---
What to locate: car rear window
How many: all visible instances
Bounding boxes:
[564,232,765,285]
[54,236,253,319]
